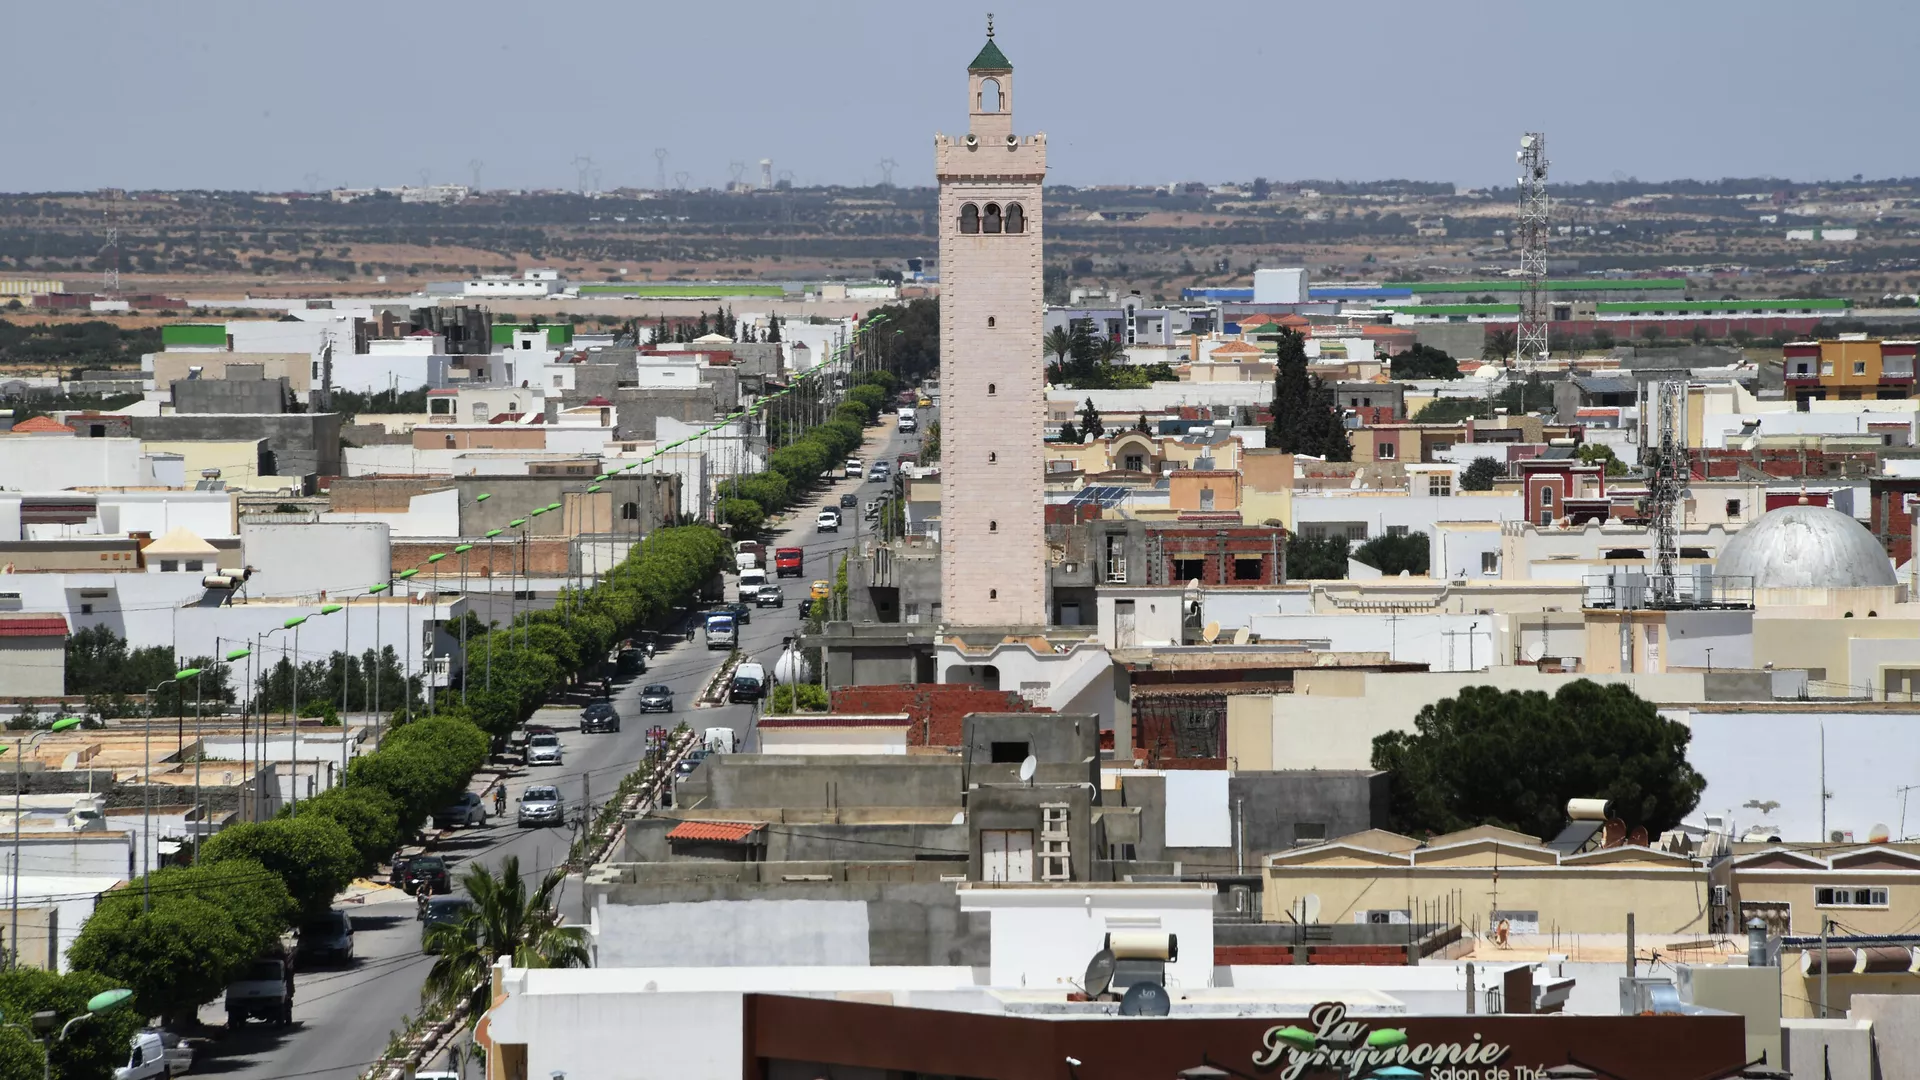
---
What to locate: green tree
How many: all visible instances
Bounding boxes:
[717,497,765,535]
[1135,413,1151,433]
[1389,342,1461,380]
[1285,534,1350,580]
[1352,531,1430,576]
[1577,443,1628,477]
[1044,325,1072,376]
[764,314,781,343]
[920,421,940,458]
[1093,336,1126,367]
[1460,457,1504,491]
[289,786,402,878]
[200,816,359,916]
[1370,681,1707,842]
[69,859,295,1027]
[1412,396,1483,423]
[1057,420,1080,443]
[0,1027,41,1079]
[1078,398,1105,439]
[421,856,590,1021]
[1267,327,1350,460]
[0,968,146,1080]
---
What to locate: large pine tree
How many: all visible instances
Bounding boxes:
[1266,327,1350,461]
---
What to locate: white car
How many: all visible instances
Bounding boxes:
[816,509,840,532]
[526,733,563,767]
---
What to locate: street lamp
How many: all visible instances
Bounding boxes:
[140,675,186,911]
[454,544,475,706]
[316,604,344,779]
[7,716,83,968]
[222,647,253,819]
[424,556,447,715]
[482,531,503,691]
[177,666,205,834]
[30,987,132,1080]
[282,616,308,806]
[397,570,421,724]
[368,581,391,731]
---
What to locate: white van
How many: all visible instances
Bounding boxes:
[844,457,862,478]
[738,568,767,602]
[729,661,767,703]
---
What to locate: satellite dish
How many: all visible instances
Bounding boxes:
[1523,641,1546,662]
[1083,948,1116,998]
[1231,627,1250,646]
[1870,823,1891,844]
[1018,755,1037,783]
[1202,622,1221,643]
[1118,981,1171,1017]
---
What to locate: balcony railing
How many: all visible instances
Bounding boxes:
[1584,572,1754,610]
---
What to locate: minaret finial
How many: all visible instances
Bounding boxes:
[987,13,994,38]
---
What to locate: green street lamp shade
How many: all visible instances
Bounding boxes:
[428,553,447,563]
[594,474,610,482]
[586,485,602,493]
[1269,1027,1317,1051]
[49,716,84,732]
[398,569,420,580]
[485,529,504,539]
[225,648,252,661]
[474,492,491,502]
[509,518,528,528]
[368,582,391,593]
[318,604,344,615]
[174,668,202,680]
[1366,1029,1409,1049]
[86,988,133,1014]
[545,502,562,511]
[283,616,308,628]
[530,508,548,517]
[454,544,474,553]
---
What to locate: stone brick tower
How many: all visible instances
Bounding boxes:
[937,19,1048,627]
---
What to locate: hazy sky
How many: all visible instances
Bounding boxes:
[9,0,1917,193]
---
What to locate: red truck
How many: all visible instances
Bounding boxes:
[774,547,804,577]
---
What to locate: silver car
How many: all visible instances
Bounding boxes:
[518,785,565,828]
[526,732,563,767]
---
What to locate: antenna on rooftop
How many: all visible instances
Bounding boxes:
[1018,755,1036,786]
[1202,622,1221,644]
[1515,132,1549,365]
[1118,982,1171,1017]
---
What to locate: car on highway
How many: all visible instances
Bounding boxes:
[637,683,674,713]
[405,855,451,895]
[420,895,473,953]
[755,584,785,608]
[810,580,832,601]
[518,784,565,828]
[295,909,355,967]
[869,463,890,482]
[839,493,858,508]
[526,732,563,767]
[581,700,621,733]
[720,600,753,625]
[816,508,840,532]
[434,791,489,829]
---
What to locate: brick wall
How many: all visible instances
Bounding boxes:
[830,683,1041,747]
[391,536,573,577]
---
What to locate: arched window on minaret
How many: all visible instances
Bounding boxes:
[979,77,1001,113]
[959,203,980,234]
[1005,202,1025,234]
[983,203,1002,234]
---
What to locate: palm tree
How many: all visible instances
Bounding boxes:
[1093,336,1126,367]
[1482,328,1517,363]
[422,855,590,1020]
[1044,325,1073,369]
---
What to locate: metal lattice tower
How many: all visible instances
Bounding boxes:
[100,189,122,295]
[1515,132,1550,364]
[1649,378,1686,603]
[654,148,669,191]
[876,158,898,186]
[468,159,485,191]
[571,156,595,195]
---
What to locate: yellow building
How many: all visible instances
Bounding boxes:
[1783,336,1918,406]
[1263,824,1708,936]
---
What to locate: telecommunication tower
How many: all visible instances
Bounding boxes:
[654,148,670,191]
[1648,378,1686,604]
[1515,132,1550,364]
[100,189,122,295]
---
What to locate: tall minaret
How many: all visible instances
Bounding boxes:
[937,17,1048,627]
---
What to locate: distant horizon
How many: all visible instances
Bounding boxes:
[7,1,1916,192]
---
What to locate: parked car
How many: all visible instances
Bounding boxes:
[406,855,451,895]
[434,791,489,829]
[225,949,293,1027]
[637,684,674,713]
[115,1028,192,1079]
[387,854,414,890]
[295,909,355,966]
[755,584,785,608]
[581,700,621,733]
[616,646,646,676]
[518,785,564,828]
[839,493,858,508]
[526,732,563,767]
[816,508,840,532]
[420,895,473,953]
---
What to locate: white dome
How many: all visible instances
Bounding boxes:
[1715,503,1896,590]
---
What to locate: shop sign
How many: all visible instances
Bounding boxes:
[1254,1002,1538,1080]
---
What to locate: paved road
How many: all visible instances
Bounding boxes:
[195,416,915,1080]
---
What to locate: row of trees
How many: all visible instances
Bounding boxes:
[62,525,732,1033]
[719,370,897,535]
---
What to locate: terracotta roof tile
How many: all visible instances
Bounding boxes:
[0,614,69,637]
[666,820,764,843]
[10,416,73,434]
